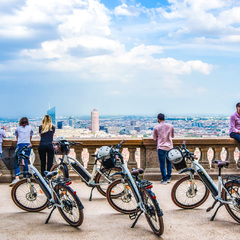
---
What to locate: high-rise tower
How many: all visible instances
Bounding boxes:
[91,109,99,133]
[47,107,56,125]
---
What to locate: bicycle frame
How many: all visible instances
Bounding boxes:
[60,154,116,187]
[187,159,237,206]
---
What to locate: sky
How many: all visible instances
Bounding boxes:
[1,0,240,118]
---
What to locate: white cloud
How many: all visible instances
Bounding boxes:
[114,3,141,17]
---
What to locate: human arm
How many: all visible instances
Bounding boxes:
[153,128,157,141]
[171,126,174,138]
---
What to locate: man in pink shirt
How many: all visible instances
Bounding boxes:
[229,102,240,142]
[153,113,174,184]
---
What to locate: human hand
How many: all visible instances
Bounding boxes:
[3,126,6,130]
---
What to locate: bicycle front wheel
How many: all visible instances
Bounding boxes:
[141,188,164,236]
[54,184,84,227]
[222,181,240,223]
[11,178,48,212]
[106,179,138,214]
[50,163,69,179]
[171,175,209,209]
[95,167,122,197]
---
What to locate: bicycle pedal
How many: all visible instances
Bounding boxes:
[129,212,137,220]
[47,203,54,209]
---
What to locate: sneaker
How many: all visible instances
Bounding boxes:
[167,178,171,183]
[160,180,167,185]
[0,172,2,178]
[9,178,20,187]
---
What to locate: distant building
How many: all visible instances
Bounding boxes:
[69,116,74,127]
[91,109,99,133]
[131,120,137,126]
[47,107,56,125]
[57,121,63,129]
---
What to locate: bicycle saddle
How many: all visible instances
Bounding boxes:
[131,168,144,176]
[214,160,229,168]
[44,171,58,179]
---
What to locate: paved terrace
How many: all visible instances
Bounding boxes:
[0,180,239,240]
[1,138,240,183]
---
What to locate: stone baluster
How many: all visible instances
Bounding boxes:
[212,147,222,168]
[140,146,146,170]
[86,147,96,172]
[32,145,41,170]
[225,147,236,169]
[127,147,137,170]
[199,147,210,169]
[74,146,84,165]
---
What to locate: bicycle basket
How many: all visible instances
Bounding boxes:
[53,141,70,155]
[166,147,186,171]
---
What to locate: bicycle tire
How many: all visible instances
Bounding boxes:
[222,181,240,223]
[11,178,48,212]
[171,175,210,209]
[54,184,84,227]
[50,163,69,179]
[106,178,138,214]
[141,188,164,236]
[95,167,122,197]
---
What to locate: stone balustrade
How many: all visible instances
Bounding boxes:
[0,138,239,182]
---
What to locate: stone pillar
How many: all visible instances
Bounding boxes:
[127,147,137,170]
[199,147,210,169]
[212,147,222,169]
[87,147,96,172]
[140,146,146,170]
[32,145,41,171]
[226,147,236,169]
[74,147,84,165]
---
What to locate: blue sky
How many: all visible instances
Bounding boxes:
[0,0,240,118]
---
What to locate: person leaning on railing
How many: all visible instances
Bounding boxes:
[0,126,6,177]
[229,102,240,143]
[9,117,33,187]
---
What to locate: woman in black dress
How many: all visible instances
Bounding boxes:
[38,115,55,176]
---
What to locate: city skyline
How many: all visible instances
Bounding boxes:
[1,0,240,118]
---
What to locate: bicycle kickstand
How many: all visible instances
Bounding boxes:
[206,200,218,212]
[131,210,143,228]
[45,206,56,224]
[210,202,223,221]
[89,186,95,201]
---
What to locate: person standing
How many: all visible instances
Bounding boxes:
[153,113,174,185]
[10,117,33,186]
[229,102,240,142]
[0,126,6,177]
[38,115,55,176]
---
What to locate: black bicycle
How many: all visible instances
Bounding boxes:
[11,146,84,227]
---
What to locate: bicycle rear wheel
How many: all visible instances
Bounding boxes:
[106,179,138,214]
[171,175,209,209]
[54,184,84,227]
[95,167,122,197]
[222,181,240,223]
[141,188,164,236]
[11,178,48,212]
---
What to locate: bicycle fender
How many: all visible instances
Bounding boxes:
[178,168,195,175]
[146,189,163,217]
[58,183,84,210]
[110,171,124,177]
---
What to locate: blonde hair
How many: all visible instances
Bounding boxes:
[41,115,53,133]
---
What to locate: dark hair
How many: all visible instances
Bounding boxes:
[19,117,29,127]
[157,113,165,121]
[236,103,240,108]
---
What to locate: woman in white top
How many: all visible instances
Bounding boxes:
[0,126,6,177]
[9,117,33,187]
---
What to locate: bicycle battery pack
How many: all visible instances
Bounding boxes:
[71,162,91,182]
[197,169,218,196]
[33,173,52,199]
